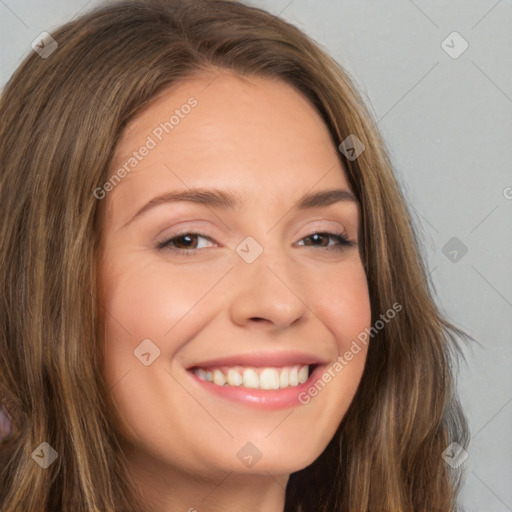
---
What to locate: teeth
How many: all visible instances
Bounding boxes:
[227,368,242,386]
[289,367,299,386]
[279,368,289,388]
[242,368,259,388]
[194,365,311,390]
[259,368,280,390]
[298,365,309,384]
[213,369,226,386]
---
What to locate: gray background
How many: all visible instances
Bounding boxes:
[1,0,511,510]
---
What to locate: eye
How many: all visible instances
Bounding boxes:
[157,231,214,255]
[157,230,355,256]
[296,231,355,251]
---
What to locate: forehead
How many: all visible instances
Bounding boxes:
[106,72,352,220]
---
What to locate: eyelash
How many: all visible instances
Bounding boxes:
[156,230,356,256]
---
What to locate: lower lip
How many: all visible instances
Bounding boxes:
[188,365,326,409]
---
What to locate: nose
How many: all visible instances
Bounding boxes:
[228,245,307,330]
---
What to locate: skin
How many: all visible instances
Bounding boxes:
[98,70,371,512]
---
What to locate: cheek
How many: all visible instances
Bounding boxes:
[292,259,371,394]
[99,257,224,455]
[102,256,214,336]
[314,258,372,348]
[100,257,231,384]
[307,259,370,408]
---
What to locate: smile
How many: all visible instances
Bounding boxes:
[186,351,330,408]
[192,364,311,390]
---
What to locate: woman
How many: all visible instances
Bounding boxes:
[0,0,471,510]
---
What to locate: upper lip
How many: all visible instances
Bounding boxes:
[187,351,330,370]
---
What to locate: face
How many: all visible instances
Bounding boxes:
[98,71,371,480]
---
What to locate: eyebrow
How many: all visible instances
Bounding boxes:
[124,187,357,227]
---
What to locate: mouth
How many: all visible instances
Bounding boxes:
[185,353,328,409]
[189,364,317,390]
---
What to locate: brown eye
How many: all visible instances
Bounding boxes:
[302,233,330,247]
[299,232,355,250]
[171,234,199,249]
[157,232,215,255]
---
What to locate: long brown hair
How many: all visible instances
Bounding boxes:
[0,0,471,510]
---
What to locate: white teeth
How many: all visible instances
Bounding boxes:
[279,368,289,388]
[213,369,226,386]
[194,364,311,390]
[259,368,280,390]
[242,368,259,388]
[227,368,242,386]
[289,367,299,386]
[298,365,309,384]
